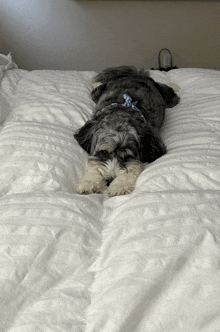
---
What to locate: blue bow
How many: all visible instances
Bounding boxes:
[101,94,145,121]
[121,94,145,120]
[121,94,138,108]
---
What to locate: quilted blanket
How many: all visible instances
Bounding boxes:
[0,59,220,332]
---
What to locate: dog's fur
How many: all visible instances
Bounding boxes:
[74,66,179,196]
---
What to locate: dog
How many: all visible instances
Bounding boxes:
[74,66,179,197]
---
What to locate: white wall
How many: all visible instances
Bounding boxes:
[0,0,219,71]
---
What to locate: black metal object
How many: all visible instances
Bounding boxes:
[151,48,178,71]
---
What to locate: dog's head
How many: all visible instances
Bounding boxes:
[74,110,166,166]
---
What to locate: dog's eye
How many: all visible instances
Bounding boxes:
[96,150,110,160]
[123,156,131,163]
[116,148,134,163]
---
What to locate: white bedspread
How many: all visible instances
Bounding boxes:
[0,64,220,332]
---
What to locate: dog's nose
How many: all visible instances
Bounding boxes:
[101,150,109,158]
[106,176,114,186]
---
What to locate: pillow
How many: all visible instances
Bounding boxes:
[150,68,220,95]
[0,70,97,195]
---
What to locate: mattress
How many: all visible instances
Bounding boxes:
[0,56,220,332]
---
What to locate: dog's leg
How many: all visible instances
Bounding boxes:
[108,160,144,197]
[77,160,108,194]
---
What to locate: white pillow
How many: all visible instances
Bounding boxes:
[150,68,220,95]
[0,70,97,195]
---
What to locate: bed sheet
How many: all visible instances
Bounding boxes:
[0,192,103,331]
[0,66,220,332]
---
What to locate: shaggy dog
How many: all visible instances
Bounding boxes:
[74,66,179,196]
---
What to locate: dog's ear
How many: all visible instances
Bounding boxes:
[155,82,180,108]
[74,120,96,154]
[91,83,107,103]
[139,130,166,163]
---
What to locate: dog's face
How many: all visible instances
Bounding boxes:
[90,119,141,183]
[74,108,166,168]
[74,112,151,184]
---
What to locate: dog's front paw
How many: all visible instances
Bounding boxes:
[108,173,136,197]
[77,179,107,194]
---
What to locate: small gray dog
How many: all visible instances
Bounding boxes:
[74,66,179,196]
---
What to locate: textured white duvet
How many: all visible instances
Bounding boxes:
[0,61,220,332]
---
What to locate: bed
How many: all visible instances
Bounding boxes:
[1,53,220,332]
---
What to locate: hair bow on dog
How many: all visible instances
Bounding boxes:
[101,94,145,121]
[122,94,145,121]
[122,94,138,108]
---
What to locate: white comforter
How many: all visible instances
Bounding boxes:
[0,61,220,332]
